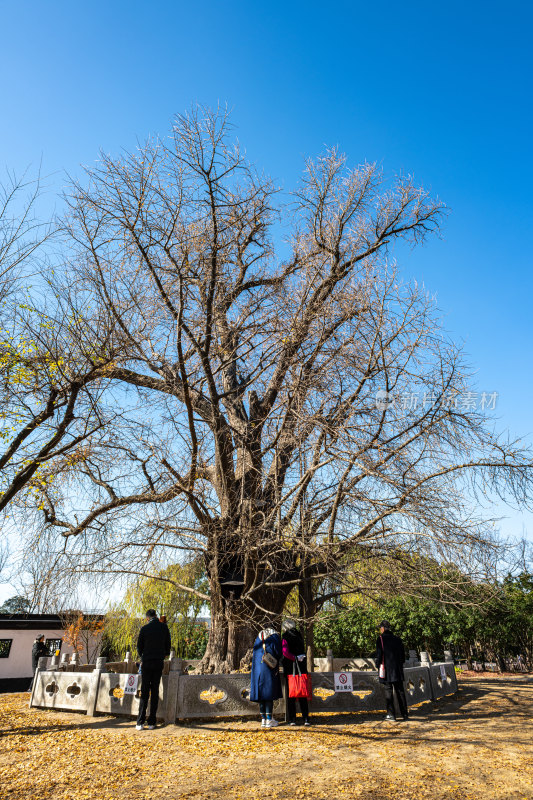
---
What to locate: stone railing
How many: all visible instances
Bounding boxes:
[29,650,457,724]
[314,648,423,672]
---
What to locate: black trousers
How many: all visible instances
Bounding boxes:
[287,696,309,722]
[384,680,408,718]
[137,661,163,725]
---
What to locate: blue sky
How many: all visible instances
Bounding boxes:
[0,0,532,565]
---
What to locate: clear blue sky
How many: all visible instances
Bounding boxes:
[1,0,532,543]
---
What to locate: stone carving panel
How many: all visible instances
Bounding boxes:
[96,674,146,715]
[32,671,91,711]
[309,673,385,712]
[177,674,283,719]
[428,664,458,700]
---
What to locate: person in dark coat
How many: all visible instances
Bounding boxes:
[250,627,282,728]
[29,635,49,691]
[31,635,49,672]
[281,619,310,726]
[135,609,171,730]
[375,620,408,721]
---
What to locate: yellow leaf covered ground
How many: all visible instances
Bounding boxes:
[0,675,532,799]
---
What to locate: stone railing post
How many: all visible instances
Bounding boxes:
[419,652,435,700]
[29,656,51,708]
[95,656,107,671]
[70,652,79,668]
[164,650,176,675]
[326,649,334,672]
[164,656,183,723]
[50,652,60,668]
[60,653,70,670]
[444,650,454,663]
[124,651,134,674]
[87,657,107,717]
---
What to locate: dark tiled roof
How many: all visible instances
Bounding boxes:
[0,613,104,630]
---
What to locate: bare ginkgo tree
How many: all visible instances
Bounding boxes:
[23,108,533,671]
[0,173,126,586]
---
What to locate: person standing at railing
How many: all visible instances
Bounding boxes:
[250,626,282,728]
[281,619,311,726]
[28,634,49,692]
[135,609,171,731]
[375,620,409,722]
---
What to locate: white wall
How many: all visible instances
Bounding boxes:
[0,629,94,679]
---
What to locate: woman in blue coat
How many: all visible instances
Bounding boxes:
[249,627,282,728]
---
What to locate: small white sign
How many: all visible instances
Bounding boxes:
[124,674,139,694]
[334,672,353,692]
[439,665,447,680]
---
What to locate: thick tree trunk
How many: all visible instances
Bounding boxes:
[198,590,231,673]
[195,583,289,673]
[195,518,297,673]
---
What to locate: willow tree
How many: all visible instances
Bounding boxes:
[34,108,533,672]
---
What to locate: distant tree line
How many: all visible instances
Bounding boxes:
[314,572,533,671]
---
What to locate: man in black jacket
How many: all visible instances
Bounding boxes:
[29,635,49,691]
[135,609,171,730]
[375,620,409,721]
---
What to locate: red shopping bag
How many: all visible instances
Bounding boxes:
[288,659,312,699]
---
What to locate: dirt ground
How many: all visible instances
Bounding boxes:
[0,674,532,800]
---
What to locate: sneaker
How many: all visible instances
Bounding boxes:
[289,721,296,726]
[147,724,156,730]
[265,718,279,728]
[304,719,311,726]
[383,714,397,721]
[135,724,144,731]
[401,714,409,721]
[261,718,267,727]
